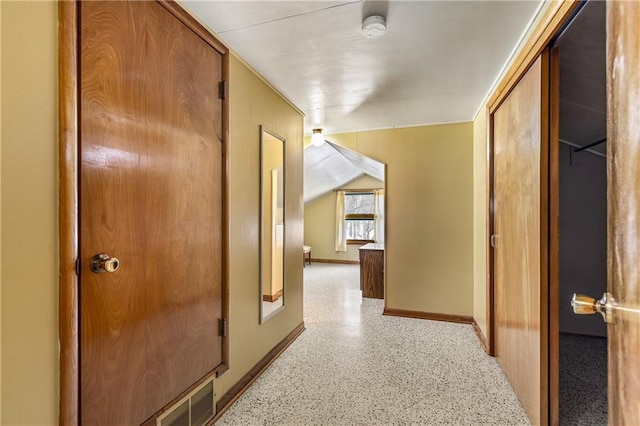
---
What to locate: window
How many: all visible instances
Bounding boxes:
[344,192,375,243]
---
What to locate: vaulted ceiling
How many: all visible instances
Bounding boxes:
[181,0,543,135]
[304,141,384,203]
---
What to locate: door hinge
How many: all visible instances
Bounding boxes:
[220,318,227,337]
[218,80,227,100]
[75,258,81,276]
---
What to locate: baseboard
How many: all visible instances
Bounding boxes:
[262,289,283,302]
[472,318,489,352]
[211,322,305,423]
[383,307,472,324]
[311,258,360,265]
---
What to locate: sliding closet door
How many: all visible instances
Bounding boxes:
[492,51,550,426]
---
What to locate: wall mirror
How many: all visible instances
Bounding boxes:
[260,126,285,323]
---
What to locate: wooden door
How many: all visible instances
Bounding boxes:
[80,2,223,424]
[607,2,640,423]
[492,52,550,425]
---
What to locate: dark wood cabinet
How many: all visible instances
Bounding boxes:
[359,243,384,299]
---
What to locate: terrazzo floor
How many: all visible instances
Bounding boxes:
[216,263,530,425]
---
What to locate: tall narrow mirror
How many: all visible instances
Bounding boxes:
[260,127,285,323]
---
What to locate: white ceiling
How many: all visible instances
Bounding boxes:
[181,0,543,135]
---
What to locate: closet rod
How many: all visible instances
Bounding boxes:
[574,137,607,152]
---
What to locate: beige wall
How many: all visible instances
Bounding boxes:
[304,175,383,262]
[324,124,474,316]
[214,53,304,401]
[1,2,59,425]
[473,110,489,336]
[0,4,304,423]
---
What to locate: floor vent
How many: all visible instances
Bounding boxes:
[157,379,214,426]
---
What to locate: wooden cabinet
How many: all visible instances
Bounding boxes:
[359,243,384,299]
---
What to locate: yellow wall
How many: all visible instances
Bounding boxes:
[261,133,284,297]
[325,124,474,315]
[214,53,304,401]
[1,2,59,424]
[0,4,304,423]
[304,175,383,262]
[0,1,3,420]
[473,110,489,336]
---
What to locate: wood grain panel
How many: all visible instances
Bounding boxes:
[58,2,79,424]
[359,248,384,299]
[607,2,640,424]
[493,54,548,426]
[157,0,228,55]
[80,2,223,424]
[488,0,579,113]
[549,46,560,426]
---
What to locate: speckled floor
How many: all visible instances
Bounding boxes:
[216,263,530,425]
[559,334,607,425]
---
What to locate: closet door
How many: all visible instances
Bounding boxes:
[79,1,224,424]
[492,51,550,425]
[606,2,640,424]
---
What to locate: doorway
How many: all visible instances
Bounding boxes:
[488,1,640,425]
[302,140,386,301]
[554,2,608,424]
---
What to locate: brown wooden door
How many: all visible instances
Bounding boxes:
[492,52,550,426]
[79,2,223,424]
[607,2,640,423]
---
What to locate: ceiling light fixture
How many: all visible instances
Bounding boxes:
[362,15,386,39]
[311,128,325,146]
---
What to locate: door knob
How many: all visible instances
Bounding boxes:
[90,253,120,273]
[571,292,615,323]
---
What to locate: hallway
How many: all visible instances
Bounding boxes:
[217,264,529,425]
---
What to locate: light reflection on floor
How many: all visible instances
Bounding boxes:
[217,263,530,425]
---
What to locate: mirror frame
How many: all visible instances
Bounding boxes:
[259,126,286,324]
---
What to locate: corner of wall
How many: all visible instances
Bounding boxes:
[472,110,489,339]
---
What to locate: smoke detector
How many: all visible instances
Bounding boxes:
[362,15,386,39]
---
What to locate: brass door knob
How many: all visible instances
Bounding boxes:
[90,253,120,273]
[571,292,615,323]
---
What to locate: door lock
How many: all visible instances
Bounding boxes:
[571,292,615,323]
[90,253,120,273]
